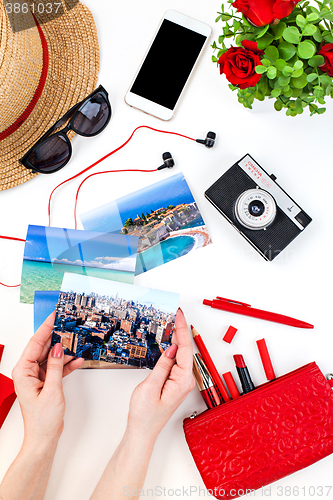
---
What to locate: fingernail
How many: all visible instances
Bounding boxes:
[177,307,184,316]
[165,344,178,359]
[51,343,63,358]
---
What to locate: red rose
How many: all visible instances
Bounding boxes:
[218,40,264,89]
[232,0,298,27]
[318,43,333,77]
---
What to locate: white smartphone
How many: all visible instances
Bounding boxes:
[125,10,211,121]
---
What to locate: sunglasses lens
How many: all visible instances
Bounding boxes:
[27,135,70,173]
[72,93,110,136]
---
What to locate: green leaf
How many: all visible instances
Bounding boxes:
[313,27,323,43]
[322,13,333,21]
[255,90,266,101]
[291,73,309,88]
[271,88,282,97]
[256,33,274,49]
[275,59,287,71]
[317,107,326,114]
[306,12,319,22]
[283,27,301,44]
[257,76,269,95]
[261,58,271,67]
[292,68,303,78]
[255,65,268,74]
[278,41,297,61]
[309,55,325,67]
[282,65,294,76]
[323,33,333,43]
[284,87,293,97]
[221,13,233,21]
[292,87,303,97]
[267,66,277,79]
[233,20,241,31]
[278,76,291,86]
[265,46,279,63]
[280,85,290,93]
[271,22,286,40]
[255,24,270,39]
[296,15,306,28]
[294,60,303,70]
[302,24,317,36]
[306,73,318,82]
[297,41,316,59]
[274,99,284,111]
[320,75,333,86]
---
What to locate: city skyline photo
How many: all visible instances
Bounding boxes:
[47,273,179,369]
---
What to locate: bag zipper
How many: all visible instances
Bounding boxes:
[326,373,333,387]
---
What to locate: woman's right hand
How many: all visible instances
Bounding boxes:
[12,311,84,446]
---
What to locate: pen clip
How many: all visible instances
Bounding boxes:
[216,297,251,307]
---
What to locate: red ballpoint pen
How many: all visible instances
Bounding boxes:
[203,297,314,329]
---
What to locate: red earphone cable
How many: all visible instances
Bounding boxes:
[48,125,196,226]
[0,235,26,243]
[0,282,21,288]
[1,125,196,287]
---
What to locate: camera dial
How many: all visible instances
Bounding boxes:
[235,188,276,230]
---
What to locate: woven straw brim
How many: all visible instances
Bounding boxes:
[0,0,100,190]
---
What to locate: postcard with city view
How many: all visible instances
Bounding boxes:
[20,225,139,304]
[48,273,180,369]
[80,172,212,275]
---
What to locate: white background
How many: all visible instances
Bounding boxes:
[1,0,333,498]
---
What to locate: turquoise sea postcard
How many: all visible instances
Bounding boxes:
[40,273,179,369]
[20,225,139,304]
[80,172,212,275]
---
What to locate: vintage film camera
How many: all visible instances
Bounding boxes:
[205,154,312,261]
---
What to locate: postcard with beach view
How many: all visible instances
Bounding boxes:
[20,225,139,304]
[47,273,179,369]
[80,172,212,275]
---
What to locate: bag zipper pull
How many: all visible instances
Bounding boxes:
[190,411,198,419]
[326,373,333,387]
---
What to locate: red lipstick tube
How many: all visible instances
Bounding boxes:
[193,353,223,409]
[233,354,256,394]
[256,338,276,380]
[222,371,241,399]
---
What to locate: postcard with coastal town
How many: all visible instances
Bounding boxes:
[21,225,139,304]
[44,273,179,369]
[80,172,212,275]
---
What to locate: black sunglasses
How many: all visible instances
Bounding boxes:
[20,85,112,174]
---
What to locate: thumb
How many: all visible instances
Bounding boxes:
[44,343,65,391]
[145,344,178,396]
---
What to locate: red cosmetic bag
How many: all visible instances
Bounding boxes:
[183,362,333,499]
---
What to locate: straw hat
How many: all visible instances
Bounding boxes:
[0,0,100,190]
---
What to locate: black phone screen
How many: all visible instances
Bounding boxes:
[130,19,207,110]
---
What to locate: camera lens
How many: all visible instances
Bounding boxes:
[235,189,276,230]
[248,200,265,217]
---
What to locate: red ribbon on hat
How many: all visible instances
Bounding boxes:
[0,14,49,141]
